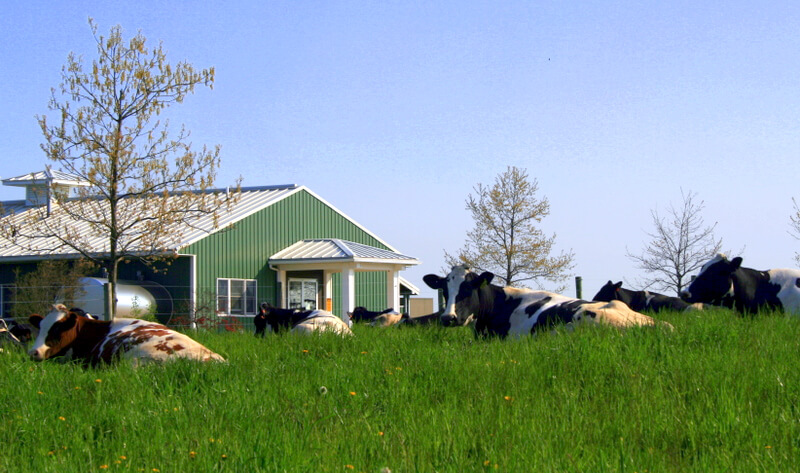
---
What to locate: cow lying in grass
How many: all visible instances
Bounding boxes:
[0,319,25,351]
[424,265,672,338]
[28,304,225,366]
[681,254,800,315]
[254,303,352,336]
[348,307,403,327]
[593,281,703,312]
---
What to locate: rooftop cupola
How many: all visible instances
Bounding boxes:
[1,169,91,210]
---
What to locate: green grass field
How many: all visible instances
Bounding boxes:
[2,308,799,472]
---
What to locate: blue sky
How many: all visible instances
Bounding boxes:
[2,1,800,301]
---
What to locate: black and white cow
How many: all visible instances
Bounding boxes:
[593,281,703,312]
[257,303,352,336]
[348,307,403,327]
[3,318,34,343]
[0,319,25,350]
[398,311,447,326]
[681,254,800,315]
[423,265,670,338]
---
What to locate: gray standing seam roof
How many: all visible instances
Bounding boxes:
[0,185,300,259]
[270,239,419,265]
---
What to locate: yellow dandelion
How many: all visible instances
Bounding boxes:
[37,391,43,395]
[152,469,160,472]
[100,465,109,469]
[221,454,228,459]
[361,351,368,354]
[349,391,357,396]
[119,456,127,460]
[58,416,66,421]
[378,431,384,436]
[74,386,80,390]
[504,396,513,401]
[115,460,121,464]
[766,446,772,449]
[95,379,102,383]
[209,438,215,443]
[484,460,490,466]
[173,407,178,411]
[345,465,355,470]
[47,451,55,456]
[190,451,197,458]
[302,349,309,353]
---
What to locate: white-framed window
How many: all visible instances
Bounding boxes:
[287,278,318,310]
[217,278,257,316]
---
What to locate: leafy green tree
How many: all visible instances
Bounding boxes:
[11,259,97,319]
[1,20,239,318]
[445,166,574,289]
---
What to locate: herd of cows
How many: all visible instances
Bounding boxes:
[1,253,799,367]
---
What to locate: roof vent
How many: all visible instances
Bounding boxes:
[2,169,91,208]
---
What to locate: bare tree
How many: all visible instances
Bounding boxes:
[789,198,800,265]
[444,166,574,289]
[626,190,723,295]
[0,20,239,318]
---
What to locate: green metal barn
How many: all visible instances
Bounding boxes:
[0,170,420,327]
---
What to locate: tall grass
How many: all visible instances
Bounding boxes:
[1,308,799,472]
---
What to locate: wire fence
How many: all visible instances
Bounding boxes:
[1,283,259,332]
[1,279,412,331]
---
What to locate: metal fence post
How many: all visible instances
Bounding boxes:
[103,282,114,321]
[575,276,582,299]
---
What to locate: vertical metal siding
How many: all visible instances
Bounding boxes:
[184,189,391,319]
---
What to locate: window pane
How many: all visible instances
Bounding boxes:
[302,281,317,310]
[217,280,229,314]
[246,280,257,314]
[230,280,245,315]
[288,281,303,309]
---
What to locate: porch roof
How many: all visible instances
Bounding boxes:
[269,239,420,267]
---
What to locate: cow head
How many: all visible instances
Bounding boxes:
[592,281,624,303]
[28,304,80,361]
[347,307,369,322]
[681,254,742,305]
[423,265,493,326]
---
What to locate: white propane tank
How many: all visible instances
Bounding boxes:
[74,277,173,321]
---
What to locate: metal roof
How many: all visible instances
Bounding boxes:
[399,276,420,295]
[2,169,91,187]
[270,239,420,266]
[0,184,319,260]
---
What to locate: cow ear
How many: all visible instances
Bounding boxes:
[423,274,445,289]
[29,314,43,329]
[730,257,743,270]
[614,281,623,290]
[477,272,495,287]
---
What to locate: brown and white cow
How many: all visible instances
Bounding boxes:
[28,304,225,366]
[424,265,672,338]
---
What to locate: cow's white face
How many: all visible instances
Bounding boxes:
[682,254,739,304]
[28,304,75,361]
[423,265,492,326]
